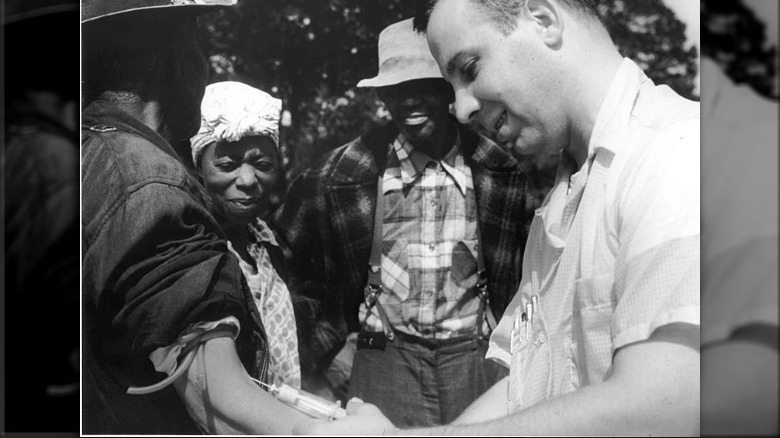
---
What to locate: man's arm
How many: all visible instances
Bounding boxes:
[449,376,509,425]
[174,336,313,434]
[298,323,699,436]
[418,323,699,436]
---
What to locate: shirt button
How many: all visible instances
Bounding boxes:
[429,244,435,251]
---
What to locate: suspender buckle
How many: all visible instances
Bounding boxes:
[364,283,382,308]
[362,283,395,341]
[476,270,489,301]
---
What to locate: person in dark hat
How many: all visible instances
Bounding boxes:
[3,0,79,433]
[274,17,530,428]
[80,0,309,433]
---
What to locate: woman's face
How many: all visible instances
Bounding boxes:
[200,135,280,225]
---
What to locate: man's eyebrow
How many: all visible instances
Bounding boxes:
[446,51,468,76]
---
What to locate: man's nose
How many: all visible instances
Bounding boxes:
[453,86,481,125]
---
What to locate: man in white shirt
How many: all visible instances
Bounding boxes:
[298,0,700,434]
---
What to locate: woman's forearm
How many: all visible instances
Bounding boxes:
[174,336,311,434]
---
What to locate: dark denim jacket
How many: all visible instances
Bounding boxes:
[81,100,267,434]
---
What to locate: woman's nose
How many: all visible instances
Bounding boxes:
[235,164,258,188]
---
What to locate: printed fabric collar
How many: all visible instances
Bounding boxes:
[248,218,279,247]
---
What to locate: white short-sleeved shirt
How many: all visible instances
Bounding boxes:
[486,58,701,412]
[699,59,779,345]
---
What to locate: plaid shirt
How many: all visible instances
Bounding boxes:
[359,133,486,338]
[274,120,535,375]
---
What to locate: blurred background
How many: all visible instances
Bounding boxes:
[702,0,778,100]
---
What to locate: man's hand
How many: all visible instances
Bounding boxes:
[293,398,396,435]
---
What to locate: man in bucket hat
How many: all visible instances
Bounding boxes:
[81,0,308,433]
[275,17,532,427]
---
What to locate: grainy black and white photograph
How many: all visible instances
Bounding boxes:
[0,0,777,436]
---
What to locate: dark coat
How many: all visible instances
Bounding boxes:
[274,120,534,375]
[81,100,268,434]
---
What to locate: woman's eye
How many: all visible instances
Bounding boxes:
[215,161,238,171]
[254,161,275,172]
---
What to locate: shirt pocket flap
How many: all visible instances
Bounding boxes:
[451,240,478,285]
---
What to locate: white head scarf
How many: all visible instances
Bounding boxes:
[190,81,282,168]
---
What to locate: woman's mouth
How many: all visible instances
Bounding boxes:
[229,198,259,209]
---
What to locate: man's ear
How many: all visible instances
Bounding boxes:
[524,0,564,48]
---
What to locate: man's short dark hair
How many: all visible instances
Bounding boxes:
[414,0,601,35]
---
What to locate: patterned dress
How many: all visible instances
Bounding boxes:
[228,218,301,388]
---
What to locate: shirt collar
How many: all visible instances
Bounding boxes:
[391,125,469,195]
[586,58,649,159]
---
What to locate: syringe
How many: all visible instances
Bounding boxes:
[250,378,347,421]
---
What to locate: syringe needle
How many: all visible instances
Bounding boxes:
[249,377,272,390]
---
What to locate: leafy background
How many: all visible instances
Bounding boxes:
[199,0,710,209]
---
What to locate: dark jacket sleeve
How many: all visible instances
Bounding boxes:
[83,182,262,361]
[273,169,346,375]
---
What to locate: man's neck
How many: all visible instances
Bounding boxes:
[99,91,167,140]
[409,122,457,161]
[562,47,624,169]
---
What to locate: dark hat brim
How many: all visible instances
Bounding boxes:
[81,0,236,24]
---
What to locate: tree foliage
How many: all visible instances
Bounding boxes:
[200,0,698,203]
[599,0,698,100]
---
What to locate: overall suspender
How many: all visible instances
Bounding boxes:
[361,174,498,341]
[363,176,397,341]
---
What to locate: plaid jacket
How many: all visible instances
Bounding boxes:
[274,120,534,374]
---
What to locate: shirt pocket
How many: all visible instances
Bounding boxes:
[507,303,553,413]
[450,239,479,288]
[572,273,615,386]
[381,239,410,301]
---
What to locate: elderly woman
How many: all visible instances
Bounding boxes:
[190,81,300,389]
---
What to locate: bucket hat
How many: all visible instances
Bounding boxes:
[82,0,236,24]
[357,18,442,88]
